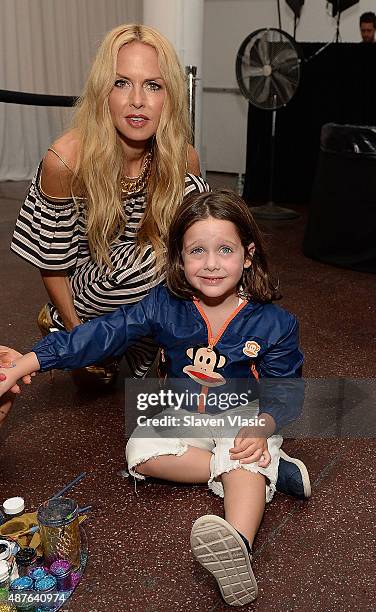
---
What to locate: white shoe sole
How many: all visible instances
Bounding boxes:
[279,449,312,498]
[190,515,258,606]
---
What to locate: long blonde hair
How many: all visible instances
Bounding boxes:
[72,24,191,268]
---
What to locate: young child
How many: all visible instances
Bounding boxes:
[0,190,307,606]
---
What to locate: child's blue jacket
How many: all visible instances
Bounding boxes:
[32,284,304,431]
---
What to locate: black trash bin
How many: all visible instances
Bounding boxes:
[303,123,376,273]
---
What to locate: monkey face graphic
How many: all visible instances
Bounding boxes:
[243,340,261,358]
[182,345,226,387]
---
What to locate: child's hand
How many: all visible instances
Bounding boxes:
[229,427,271,467]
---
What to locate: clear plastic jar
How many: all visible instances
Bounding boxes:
[14,549,38,578]
[37,498,81,571]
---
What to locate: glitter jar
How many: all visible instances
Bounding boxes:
[0,541,12,563]
[9,576,35,611]
[49,560,71,591]
[37,498,80,572]
[34,575,57,611]
[9,577,33,591]
[0,540,19,583]
[2,499,24,519]
[26,568,47,582]
[15,549,38,578]
[0,559,10,589]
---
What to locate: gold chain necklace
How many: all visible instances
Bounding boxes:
[120,151,153,196]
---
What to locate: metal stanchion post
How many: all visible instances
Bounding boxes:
[185,65,197,145]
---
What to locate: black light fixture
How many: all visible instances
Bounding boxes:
[327,0,359,42]
[327,0,359,17]
[286,0,305,18]
[285,0,305,39]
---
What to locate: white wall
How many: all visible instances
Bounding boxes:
[0,0,141,180]
[143,0,204,168]
[202,0,372,173]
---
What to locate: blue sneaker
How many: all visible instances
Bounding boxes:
[276,450,311,499]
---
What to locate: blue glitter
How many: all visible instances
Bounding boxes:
[10,575,33,590]
[28,566,48,580]
[35,574,57,592]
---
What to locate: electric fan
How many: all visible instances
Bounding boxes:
[236,28,302,219]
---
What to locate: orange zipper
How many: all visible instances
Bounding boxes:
[193,298,248,412]
[193,298,247,349]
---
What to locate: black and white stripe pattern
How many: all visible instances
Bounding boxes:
[11,166,210,377]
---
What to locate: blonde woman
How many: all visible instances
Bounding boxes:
[11,24,209,383]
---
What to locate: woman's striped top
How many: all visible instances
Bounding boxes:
[11,163,210,377]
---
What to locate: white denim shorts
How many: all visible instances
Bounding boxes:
[126,403,283,502]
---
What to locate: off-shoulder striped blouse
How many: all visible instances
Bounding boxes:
[11,164,210,376]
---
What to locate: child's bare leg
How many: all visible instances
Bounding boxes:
[190,469,262,606]
[221,469,265,545]
[136,445,212,483]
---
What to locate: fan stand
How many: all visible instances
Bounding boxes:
[251,103,299,220]
[335,9,342,43]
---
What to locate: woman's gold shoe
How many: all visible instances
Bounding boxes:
[37,304,120,388]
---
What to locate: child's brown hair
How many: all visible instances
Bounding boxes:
[166,189,280,303]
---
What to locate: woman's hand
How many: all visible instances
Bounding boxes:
[0,353,40,398]
[40,272,81,332]
[0,366,20,397]
[0,346,35,393]
[229,427,271,467]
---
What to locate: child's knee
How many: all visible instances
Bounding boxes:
[221,466,265,483]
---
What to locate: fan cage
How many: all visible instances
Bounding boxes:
[236,28,302,110]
